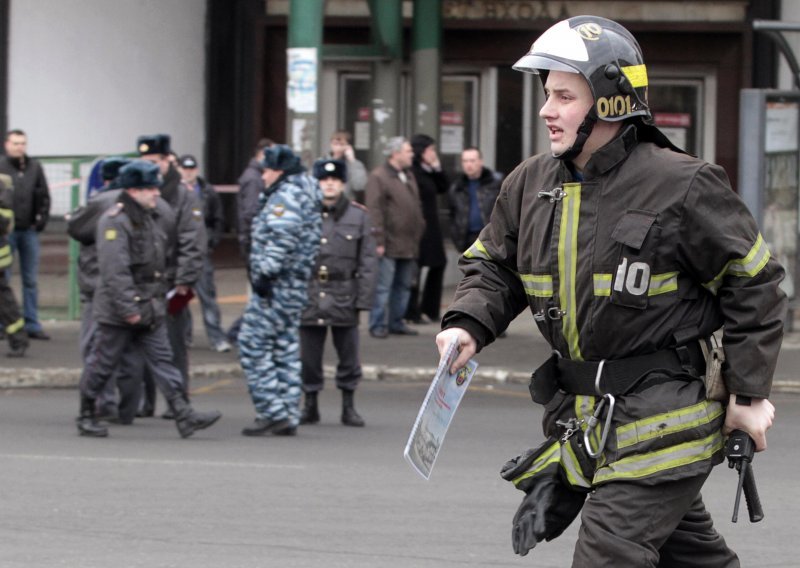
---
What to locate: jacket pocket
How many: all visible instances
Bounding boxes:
[333,224,360,259]
[609,210,661,310]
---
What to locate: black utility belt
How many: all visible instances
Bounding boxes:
[529,341,707,404]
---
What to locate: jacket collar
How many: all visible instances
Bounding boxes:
[322,193,350,221]
[118,190,150,226]
[579,124,639,180]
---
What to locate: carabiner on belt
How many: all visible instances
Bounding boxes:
[584,360,616,459]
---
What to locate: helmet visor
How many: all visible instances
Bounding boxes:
[512,54,580,74]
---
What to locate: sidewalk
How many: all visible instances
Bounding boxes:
[4,258,800,394]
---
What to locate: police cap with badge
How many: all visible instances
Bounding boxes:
[312,159,348,182]
[137,134,171,156]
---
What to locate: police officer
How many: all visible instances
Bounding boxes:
[436,16,784,566]
[76,160,221,438]
[299,159,377,427]
[67,157,178,424]
[239,145,322,436]
[0,173,28,357]
[137,134,205,415]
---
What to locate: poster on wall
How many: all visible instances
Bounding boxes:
[287,47,317,114]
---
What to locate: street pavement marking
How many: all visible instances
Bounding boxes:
[191,378,235,394]
[0,453,306,469]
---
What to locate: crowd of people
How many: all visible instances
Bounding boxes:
[0,126,503,439]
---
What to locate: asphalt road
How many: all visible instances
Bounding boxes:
[1,379,798,568]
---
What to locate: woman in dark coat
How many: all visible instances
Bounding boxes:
[406,134,448,323]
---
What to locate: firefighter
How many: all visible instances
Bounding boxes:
[436,15,785,567]
[0,173,28,357]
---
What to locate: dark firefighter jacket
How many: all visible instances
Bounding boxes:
[444,124,786,487]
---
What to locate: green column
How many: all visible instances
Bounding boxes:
[369,0,403,167]
[412,0,441,139]
[287,0,325,165]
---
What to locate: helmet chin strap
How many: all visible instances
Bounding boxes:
[555,110,597,162]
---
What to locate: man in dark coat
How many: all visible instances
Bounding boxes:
[447,146,502,253]
[138,134,206,416]
[299,159,377,427]
[0,129,51,340]
[407,134,448,323]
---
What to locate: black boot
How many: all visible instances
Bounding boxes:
[300,392,320,425]
[341,389,365,427]
[172,399,222,438]
[76,395,109,437]
[7,331,28,358]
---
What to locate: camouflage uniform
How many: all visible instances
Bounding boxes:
[239,171,322,427]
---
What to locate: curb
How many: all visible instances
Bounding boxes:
[2,364,799,395]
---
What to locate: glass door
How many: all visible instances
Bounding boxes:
[439,75,480,174]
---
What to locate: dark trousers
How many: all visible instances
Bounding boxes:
[80,297,146,422]
[300,325,361,392]
[573,473,738,567]
[0,272,23,334]
[141,306,191,410]
[81,321,186,408]
[406,264,446,321]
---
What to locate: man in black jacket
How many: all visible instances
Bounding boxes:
[138,134,205,415]
[447,146,502,253]
[0,129,51,340]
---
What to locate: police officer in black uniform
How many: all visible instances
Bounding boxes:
[299,159,377,426]
[76,160,221,438]
[137,134,205,416]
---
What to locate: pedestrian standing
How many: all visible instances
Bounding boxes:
[178,154,231,353]
[326,131,368,203]
[0,129,51,340]
[437,15,784,565]
[448,147,502,253]
[76,160,221,438]
[365,137,425,338]
[299,159,377,427]
[406,134,448,324]
[239,145,322,436]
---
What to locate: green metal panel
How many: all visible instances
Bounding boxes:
[412,0,441,52]
[288,0,325,48]
[372,0,402,58]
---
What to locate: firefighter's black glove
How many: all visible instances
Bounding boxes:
[251,274,274,301]
[511,473,586,556]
